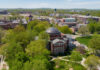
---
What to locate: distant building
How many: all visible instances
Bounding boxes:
[64,18,76,22]
[72,14,100,24]
[0,19,27,29]
[37,18,50,23]
[57,18,77,27]
[19,11,32,14]
[77,24,87,29]
[0,21,11,29]
[0,10,8,14]
[46,27,68,55]
[29,14,33,21]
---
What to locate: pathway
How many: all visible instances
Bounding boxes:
[51,56,80,64]
[0,55,9,70]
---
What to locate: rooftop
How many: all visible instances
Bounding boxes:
[52,39,65,44]
[46,27,61,34]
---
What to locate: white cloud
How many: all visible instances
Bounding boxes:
[62,0,100,9]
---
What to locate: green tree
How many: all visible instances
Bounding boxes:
[27,20,39,30]
[73,64,86,70]
[27,20,50,35]
[88,34,100,54]
[78,26,90,36]
[95,22,100,34]
[34,21,50,33]
[85,55,100,70]
[26,40,50,57]
[70,63,86,70]
[14,25,25,33]
[57,26,72,34]
[23,61,33,70]
[38,32,50,43]
[88,19,100,34]
[32,55,51,70]
[0,19,52,70]
[70,51,82,61]
[0,28,5,43]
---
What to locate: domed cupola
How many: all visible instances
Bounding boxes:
[46,27,61,34]
[46,27,61,40]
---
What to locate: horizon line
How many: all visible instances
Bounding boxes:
[0,8,100,10]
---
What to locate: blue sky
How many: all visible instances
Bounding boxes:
[0,0,100,9]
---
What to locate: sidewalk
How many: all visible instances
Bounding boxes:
[0,61,9,70]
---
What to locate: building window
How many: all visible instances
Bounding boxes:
[54,42,64,46]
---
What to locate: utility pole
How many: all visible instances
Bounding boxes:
[53,8,57,27]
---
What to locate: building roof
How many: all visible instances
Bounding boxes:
[63,18,76,22]
[29,14,33,17]
[12,20,20,24]
[52,39,65,44]
[0,22,7,25]
[46,27,61,34]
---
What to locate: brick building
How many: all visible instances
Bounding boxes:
[56,18,77,27]
[46,27,68,55]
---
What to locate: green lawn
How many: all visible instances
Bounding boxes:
[76,36,92,46]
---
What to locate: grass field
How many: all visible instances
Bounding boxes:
[76,36,92,46]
